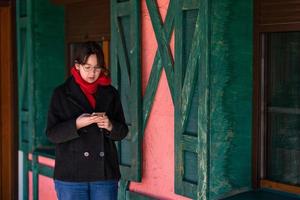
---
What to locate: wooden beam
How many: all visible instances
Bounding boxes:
[142,0,175,132]
[65,0,110,43]
[102,39,110,68]
[261,180,300,195]
[0,3,10,7]
[146,0,175,101]
[252,0,261,189]
[0,8,2,198]
[0,0,10,7]
[258,23,300,32]
[51,0,85,5]
[0,5,17,200]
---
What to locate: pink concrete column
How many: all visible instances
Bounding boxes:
[129,1,190,199]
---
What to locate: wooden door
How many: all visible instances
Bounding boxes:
[0,3,17,200]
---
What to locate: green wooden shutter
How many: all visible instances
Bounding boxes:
[17,0,64,150]
[16,0,34,199]
[32,1,65,150]
[16,0,34,154]
[175,0,210,199]
[110,0,142,184]
[17,1,65,199]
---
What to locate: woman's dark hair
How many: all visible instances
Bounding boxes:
[74,41,109,76]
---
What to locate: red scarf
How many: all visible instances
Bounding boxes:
[71,67,111,109]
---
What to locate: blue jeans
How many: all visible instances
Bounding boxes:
[54,180,118,200]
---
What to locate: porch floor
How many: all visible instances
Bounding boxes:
[222,190,300,200]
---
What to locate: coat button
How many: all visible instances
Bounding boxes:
[84,152,89,157]
[99,152,105,157]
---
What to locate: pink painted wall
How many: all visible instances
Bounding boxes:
[28,156,56,200]
[129,1,189,199]
[27,1,190,199]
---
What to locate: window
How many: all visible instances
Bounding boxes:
[254,0,300,194]
[263,32,300,188]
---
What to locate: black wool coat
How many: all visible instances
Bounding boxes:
[46,76,128,182]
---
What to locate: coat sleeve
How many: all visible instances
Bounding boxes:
[105,90,129,141]
[46,88,80,144]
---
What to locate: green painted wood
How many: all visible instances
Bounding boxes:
[182,182,198,198]
[19,17,27,28]
[117,1,130,17]
[32,154,39,200]
[30,152,54,179]
[17,0,28,152]
[145,0,175,102]
[25,153,55,180]
[142,57,162,130]
[38,164,54,178]
[32,148,55,178]
[116,21,131,85]
[111,0,142,189]
[180,10,201,130]
[34,147,55,159]
[17,0,65,199]
[27,158,54,179]
[174,1,210,199]
[33,0,65,148]
[126,191,156,200]
[223,190,300,200]
[110,0,118,88]
[142,0,175,132]
[197,0,210,199]
[182,0,199,10]
[176,0,253,199]
[32,1,65,199]
[209,0,253,199]
[129,0,142,179]
[182,135,198,153]
[174,0,184,197]
[22,154,29,200]
[27,0,35,154]
[16,0,33,199]
[118,179,129,200]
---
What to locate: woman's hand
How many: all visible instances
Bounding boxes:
[95,114,113,132]
[76,113,100,129]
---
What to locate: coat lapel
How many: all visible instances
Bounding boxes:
[94,86,114,113]
[64,77,114,114]
[65,77,94,113]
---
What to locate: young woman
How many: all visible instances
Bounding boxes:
[46,41,128,200]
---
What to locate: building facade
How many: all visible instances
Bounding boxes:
[0,0,299,199]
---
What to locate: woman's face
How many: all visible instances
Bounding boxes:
[75,54,101,83]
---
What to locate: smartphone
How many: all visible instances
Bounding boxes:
[91,112,106,117]
[81,113,92,117]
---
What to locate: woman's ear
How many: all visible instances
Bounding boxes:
[75,63,80,70]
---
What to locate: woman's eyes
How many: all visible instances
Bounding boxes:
[82,65,101,72]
